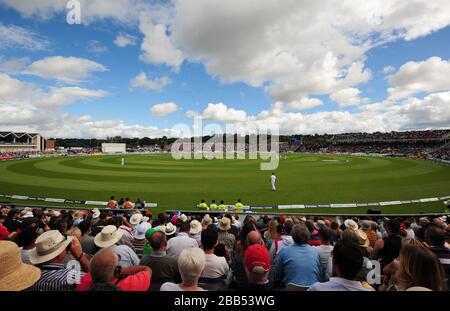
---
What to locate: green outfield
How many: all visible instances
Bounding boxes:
[0,154,449,214]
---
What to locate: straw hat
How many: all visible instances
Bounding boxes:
[356,230,370,248]
[92,211,100,219]
[22,211,34,219]
[218,217,231,231]
[201,214,213,228]
[0,241,41,291]
[344,219,359,231]
[165,222,176,236]
[29,230,74,265]
[190,220,202,234]
[94,225,123,248]
[130,213,143,226]
[179,214,188,222]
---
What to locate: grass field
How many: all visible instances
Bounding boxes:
[0,153,449,214]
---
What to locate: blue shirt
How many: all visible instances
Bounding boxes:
[275,243,322,286]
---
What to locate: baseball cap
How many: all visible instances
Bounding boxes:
[244,244,270,274]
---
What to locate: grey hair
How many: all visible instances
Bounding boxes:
[178,247,205,286]
[90,247,119,283]
[291,223,310,245]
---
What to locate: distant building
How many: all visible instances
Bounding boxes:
[45,139,56,151]
[0,132,44,153]
[102,143,126,154]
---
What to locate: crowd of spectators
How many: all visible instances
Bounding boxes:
[1,204,449,291]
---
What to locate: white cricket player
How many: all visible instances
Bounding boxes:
[270,172,277,191]
[121,157,125,166]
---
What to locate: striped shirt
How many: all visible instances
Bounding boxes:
[428,246,450,288]
[29,263,85,291]
[131,239,146,259]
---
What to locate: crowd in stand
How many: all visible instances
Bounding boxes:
[1,204,449,291]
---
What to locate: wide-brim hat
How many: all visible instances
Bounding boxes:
[134,222,151,240]
[344,219,359,231]
[29,230,73,265]
[201,215,213,227]
[165,222,176,236]
[130,213,143,225]
[190,220,202,234]
[179,214,188,222]
[356,230,370,248]
[0,241,41,291]
[94,225,123,248]
[218,217,231,231]
[92,211,100,219]
[361,220,372,230]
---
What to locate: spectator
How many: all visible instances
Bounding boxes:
[140,231,180,289]
[269,220,294,267]
[264,219,278,250]
[164,222,177,240]
[0,213,16,240]
[237,220,257,253]
[160,248,206,291]
[306,220,321,246]
[107,196,118,209]
[91,211,108,236]
[231,230,264,284]
[317,227,334,279]
[94,225,139,268]
[217,217,235,253]
[395,243,447,291]
[230,244,272,290]
[201,214,213,229]
[201,227,229,280]
[274,223,322,287]
[132,220,151,259]
[167,222,198,257]
[78,220,97,256]
[76,247,151,291]
[189,220,202,246]
[110,215,134,241]
[29,230,89,290]
[425,224,450,288]
[0,241,41,291]
[18,225,38,264]
[373,219,402,268]
[309,235,367,291]
[404,220,415,240]
[329,221,342,245]
[361,220,377,248]
[4,208,20,233]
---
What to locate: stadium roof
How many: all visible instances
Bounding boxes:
[0,132,40,138]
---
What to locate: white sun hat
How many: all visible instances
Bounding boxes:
[94,225,123,248]
[29,230,73,265]
[130,213,143,226]
[190,220,202,234]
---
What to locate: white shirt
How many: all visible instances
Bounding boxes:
[160,282,206,291]
[271,175,276,183]
[201,254,229,278]
[316,244,334,270]
[405,228,415,239]
[308,277,369,291]
[166,232,199,257]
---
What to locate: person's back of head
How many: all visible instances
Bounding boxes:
[291,223,310,245]
[319,227,331,244]
[18,226,38,247]
[150,231,167,252]
[51,218,67,234]
[88,282,122,291]
[178,248,205,286]
[283,219,294,235]
[425,224,446,247]
[90,247,119,284]
[110,215,123,228]
[179,221,190,233]
[201,227,218,251]
[332,237,363,280]
[305,220,315,233]
[158,213,168,225]
[330,221,339,231]
[404,220,411,229]
[397,243,447,291]
[78,220,92,236]
[245,230,263,250]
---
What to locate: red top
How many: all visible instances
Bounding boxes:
[0,224,10,240]
[76,271,151,291]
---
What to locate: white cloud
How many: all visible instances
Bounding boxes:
[150,102,179,116]
[388,56,450,99]
[139,13,183,70]
[330,88,368,107]
[0,56,30,73]
[87,40,108,54]
[201,103,247,122]
[382,65,395,74]
[26,56,108,83]
[34,87,107,108]
[287,98,323,110]
[129,72,171,90]
[185,110,200,118]
[114,32,137,47]
[0,23,49,50]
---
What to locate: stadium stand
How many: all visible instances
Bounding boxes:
[1,204,449,291]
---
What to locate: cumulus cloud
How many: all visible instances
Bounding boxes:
[201,103,247,122]
[26,56,108,83]
[114,32,137,47]
[129,72,171,90]
[287,98,323,110]
[87,40,108,54]
[139,13,183,70]
[0,56,30,73]
[150,102,179,116]
[388,56,450,99]
[0,23,49,50]
[330,88,368,107]
[382,66,395,74]
[34,87,107,108]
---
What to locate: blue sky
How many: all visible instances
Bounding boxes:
[1,0,450,138]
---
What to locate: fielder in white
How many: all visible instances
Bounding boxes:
[270,172,277,191]
[121,157,125,166]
